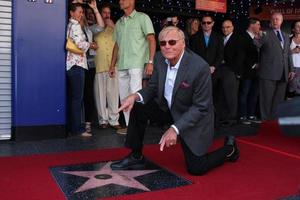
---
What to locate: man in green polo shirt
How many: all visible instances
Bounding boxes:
[109,0,156,134]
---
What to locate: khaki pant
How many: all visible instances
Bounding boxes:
[94,72,120,126]
[118,68,143,125]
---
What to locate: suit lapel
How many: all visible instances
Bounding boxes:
[171,51,189,107]
[200,32,206,49]
[270,30,283,50]
[225,33,234,47]
[283,32,289,53]
[158,58,168,101]
[245,32,252,42]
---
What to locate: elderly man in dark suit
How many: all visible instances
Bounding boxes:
[110,26,239,175]
[255,12,295,120]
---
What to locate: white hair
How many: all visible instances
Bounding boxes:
[158,26,185,42]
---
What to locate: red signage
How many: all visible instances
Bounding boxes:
[250,5,300,21]
[195,0,227,13]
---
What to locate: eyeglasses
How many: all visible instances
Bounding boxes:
[159,39,180,46]
[201,21,213,25]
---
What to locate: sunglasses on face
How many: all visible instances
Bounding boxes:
[159,39,180,46]
[201,21,213,25]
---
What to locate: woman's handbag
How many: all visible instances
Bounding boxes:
[66,37,84,55]
[66,24,84,55]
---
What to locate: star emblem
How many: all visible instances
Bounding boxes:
[61,162,158,193]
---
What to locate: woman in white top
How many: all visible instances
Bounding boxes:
[66,3,97,137]
[289,21,300,96]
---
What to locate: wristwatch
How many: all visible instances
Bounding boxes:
[148,60,153,64]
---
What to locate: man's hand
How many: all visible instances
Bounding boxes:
[118,94,139,113]
[144,63,153,76]
[159,127,177,151]
[89,42,98,50]
[88,0,97,10]
[105,19,115,28]
[255,30,264,39]
[289,72,296,80]
[210,66,216,74]
[108,66,115,78]
[291,46,300,54]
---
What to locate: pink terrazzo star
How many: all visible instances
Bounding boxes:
[61,162,158,193]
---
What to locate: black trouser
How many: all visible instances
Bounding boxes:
[125,100,231,175]
[238,78,259,117]
[211,72,224,125]
[84,68,96,122]
[220,66,239,121]
[181,138,230,175]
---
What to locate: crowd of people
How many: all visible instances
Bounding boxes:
[66,0,300,137]
[66,0,299,175]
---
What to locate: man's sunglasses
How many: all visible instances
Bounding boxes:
[159,39,180,46]
[201,21,213,25]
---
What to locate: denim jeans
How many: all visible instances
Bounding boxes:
[67,65,85,135]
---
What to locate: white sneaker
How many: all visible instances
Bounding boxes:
[81,132,92,137]
[116,127,127,135]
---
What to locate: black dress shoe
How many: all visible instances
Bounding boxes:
[110,153,146,170]
[239,117,251,125]
[224,136,240,162]
[221,120,236,128]
[247,116,262,124]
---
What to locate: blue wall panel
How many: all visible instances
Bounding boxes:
[13,1,66,126]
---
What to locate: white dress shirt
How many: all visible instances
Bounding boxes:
[164,52,184,108]
[246,30,255,39]
[223,32,233,45]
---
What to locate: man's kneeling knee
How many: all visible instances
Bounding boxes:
[187,165,208,176]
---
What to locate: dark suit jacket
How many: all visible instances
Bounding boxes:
[189,31,224,68]
[254,29,293,81]
[138,49,214,156]
[239,32,259,79]
[223,33,244,75]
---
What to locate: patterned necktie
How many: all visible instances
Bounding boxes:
[276,30,282,42]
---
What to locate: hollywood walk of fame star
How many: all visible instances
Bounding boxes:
[61,162,158,193]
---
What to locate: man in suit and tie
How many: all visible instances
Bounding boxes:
[254,12,295,120]
[238,18,261,125]
[189,15,224,126]
[220,19,243,125]
[110,26,239,175]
